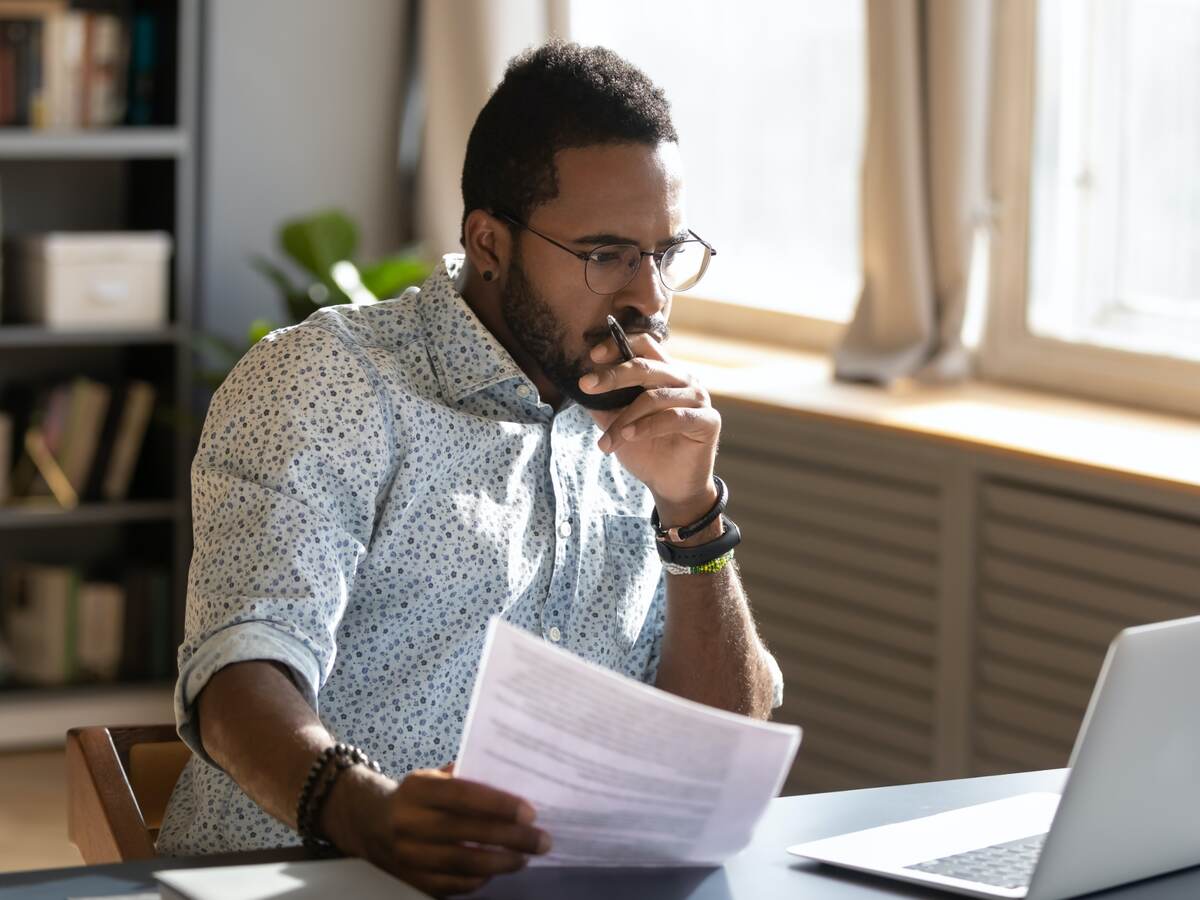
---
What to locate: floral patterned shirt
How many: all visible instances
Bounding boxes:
[156,254,690,853]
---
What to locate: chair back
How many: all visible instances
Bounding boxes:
[66,724,191,863]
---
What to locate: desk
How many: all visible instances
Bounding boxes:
[4,769,1198,898]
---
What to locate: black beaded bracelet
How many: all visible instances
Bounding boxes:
[296,742,382,853]
[651,474,729,544]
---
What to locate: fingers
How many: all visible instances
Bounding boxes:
[605,405,721,453]
[580,354,695,399]
[398,768,535,824]
[392,838,531,876]
[400,805,551,855]
[371,769,550,896]
[596,387,708,453]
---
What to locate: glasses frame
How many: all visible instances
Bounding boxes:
[497,211,717,295]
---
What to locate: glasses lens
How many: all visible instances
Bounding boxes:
[659,241,711,292]
[585,244,641,294]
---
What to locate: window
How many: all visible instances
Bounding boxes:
[568,1,866,336]
[982,0,1200,416]
[1027,0,1200,361]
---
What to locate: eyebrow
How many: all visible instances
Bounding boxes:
[571,229,691,249]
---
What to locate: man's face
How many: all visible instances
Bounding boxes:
[499,142,687,410]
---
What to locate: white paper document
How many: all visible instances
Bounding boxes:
[456,618,801,867]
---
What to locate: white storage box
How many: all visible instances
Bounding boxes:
[8,231,172,329]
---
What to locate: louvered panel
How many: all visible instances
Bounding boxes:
[975,724,1069,772]
[798,728,931,786]
[983,483,1200,558]
[981,590,1126,650]
[751,526,935,590]
[788,692,931,757]
[982,557,1195,623]
[719,453,939,522]
[977,658,1094,711]
[972,479,1200,775]
[984,522,1200,597]
[753,589,933,657]
[764,616,933,693]
[976,689,1082,748]
[978,622,1105,684]
[716,401,944,490]
[791,755,889,795]
[777,658,932,728]
[732,492,938,555]
[736,544,934,625]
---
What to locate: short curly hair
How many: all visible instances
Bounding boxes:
[460,41,679,244]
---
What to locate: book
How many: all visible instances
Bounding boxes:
[0,410,11,504]
[0,3,129,130]
[1,562,79,685]
[102,379,155,501]
[0,18,36,126]
[0,1,65,126]
[120,564,173,681]
[58,376,111,496]
[75,579,124,680]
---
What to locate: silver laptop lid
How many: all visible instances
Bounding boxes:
[1028,614,1200,900]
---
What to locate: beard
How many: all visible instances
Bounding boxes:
[500,252,668,411]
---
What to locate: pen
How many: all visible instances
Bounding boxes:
[606,315,636,363]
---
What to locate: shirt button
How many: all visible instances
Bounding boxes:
[516,384,531,398]
[548,626,562,642]
[557,520,572,538]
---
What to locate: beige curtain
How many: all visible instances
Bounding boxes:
[834,0,993,384]
[415,0,570,258]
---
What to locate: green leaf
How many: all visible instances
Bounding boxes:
[359,256,432,300]
[279,211,358,283]
[248,318,279,345]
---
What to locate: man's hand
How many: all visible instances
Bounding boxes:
[580,332,720,526]
[324,764,551,897]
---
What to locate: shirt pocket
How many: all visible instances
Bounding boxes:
[603,514,663,654]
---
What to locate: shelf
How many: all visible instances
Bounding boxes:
[0,128,188,160]
[0,682,175,749]
[0,324,181,348]
[0,500,181,530]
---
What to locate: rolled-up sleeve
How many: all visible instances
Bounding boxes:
[175,321,392,767]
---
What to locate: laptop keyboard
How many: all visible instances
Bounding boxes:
[907,833,1048,889]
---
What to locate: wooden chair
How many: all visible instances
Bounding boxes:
[66,724,192,863]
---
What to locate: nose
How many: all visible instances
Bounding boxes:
[615,252,669,321]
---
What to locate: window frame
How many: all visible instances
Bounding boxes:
[978,0,1200,419]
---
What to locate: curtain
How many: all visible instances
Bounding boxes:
[834,0,993,384]
[410,0,570,258]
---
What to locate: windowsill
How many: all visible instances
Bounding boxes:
[670,330,1200,496]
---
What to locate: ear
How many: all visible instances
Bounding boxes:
[463,209,513,281]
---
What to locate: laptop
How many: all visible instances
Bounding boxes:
[788,615,1200,899]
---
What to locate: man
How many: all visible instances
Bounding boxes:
[158,41,782,897]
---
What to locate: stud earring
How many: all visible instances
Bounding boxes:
[482,270,494,282]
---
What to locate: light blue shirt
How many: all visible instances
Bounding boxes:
[158,254,782,854]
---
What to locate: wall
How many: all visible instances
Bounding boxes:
[199,0,408,344]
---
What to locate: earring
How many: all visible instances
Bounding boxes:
[482,270,494,282]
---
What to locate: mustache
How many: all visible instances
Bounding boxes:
[586,315,670,347]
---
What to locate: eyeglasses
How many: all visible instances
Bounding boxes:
[498,212,716,295]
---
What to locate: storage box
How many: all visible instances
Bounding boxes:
[6,232,172,329]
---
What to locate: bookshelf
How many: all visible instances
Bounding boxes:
[0,0,200,748]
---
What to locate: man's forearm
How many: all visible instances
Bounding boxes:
[196,660,337,829]
[654,559,776,719]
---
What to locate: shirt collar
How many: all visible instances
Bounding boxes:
[418,254,527,404]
